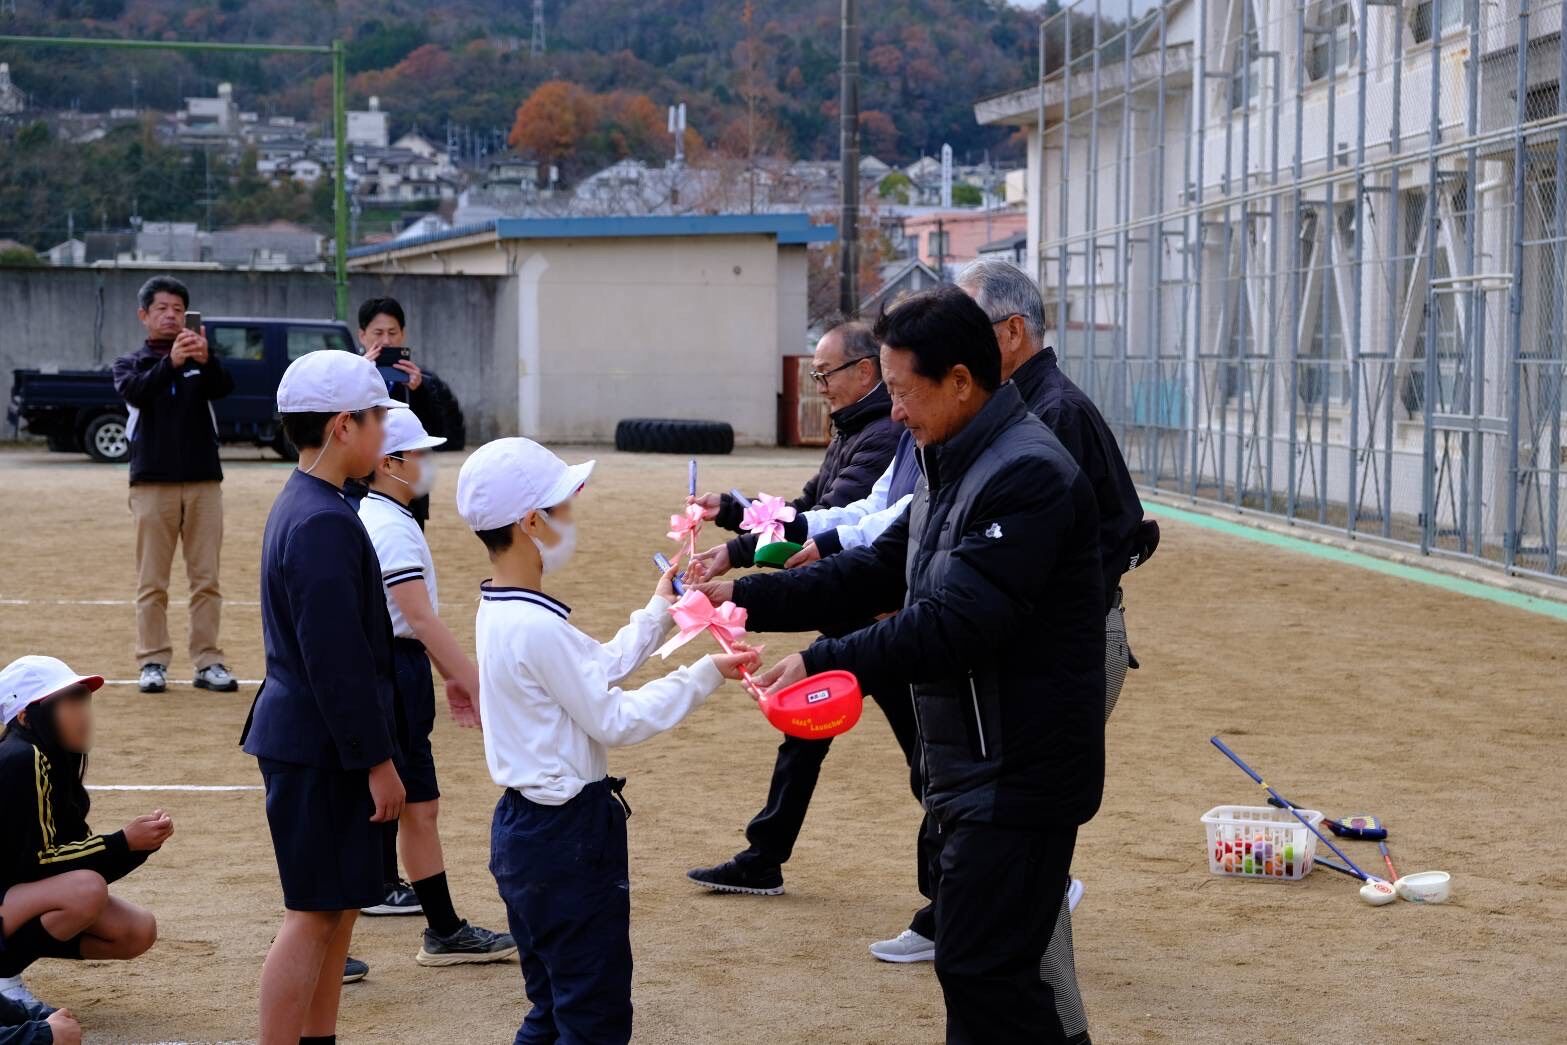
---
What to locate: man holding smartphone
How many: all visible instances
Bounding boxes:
[111,275,238,695]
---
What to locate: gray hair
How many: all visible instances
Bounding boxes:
[955,258,1045,342]
[824,318,881,366]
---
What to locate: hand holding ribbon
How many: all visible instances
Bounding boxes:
[667,502,705,561]
[655,588,751,665]
[740,493,797,547]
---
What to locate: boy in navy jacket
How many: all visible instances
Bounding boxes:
[241,350,406,1045]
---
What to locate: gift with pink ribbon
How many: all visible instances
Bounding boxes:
[740,493,797,547]
[656,589,751,661]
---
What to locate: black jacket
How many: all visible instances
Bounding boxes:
[241,470,399,770]
[718,383,899,566]
[737,384,1106,827]
[0,994,50,1045]
[111,340,234,484]
[1011,348,1145,609]
[0,729,150,894]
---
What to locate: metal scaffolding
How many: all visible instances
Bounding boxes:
[1016,0,1567,585]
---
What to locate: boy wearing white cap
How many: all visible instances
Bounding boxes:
[455,438,759,1045]
[355,409,515,967]
[240,350,406,1045]
[0,655,168,1042]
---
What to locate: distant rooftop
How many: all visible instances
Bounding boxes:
[347,212,837,259]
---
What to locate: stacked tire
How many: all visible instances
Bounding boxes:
[614,418,734,455]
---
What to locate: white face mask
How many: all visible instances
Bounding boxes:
[389,454,438,498]
[530,510,577,574]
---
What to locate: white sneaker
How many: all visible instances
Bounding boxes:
[1067,877,1085,913]
[0,974,54,1015]
[868,928,936,964]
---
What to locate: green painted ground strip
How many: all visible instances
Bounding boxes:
[1150,502,1567,624]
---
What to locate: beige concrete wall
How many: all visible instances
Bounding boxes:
[523,234,783,444]
[355,231,808,444]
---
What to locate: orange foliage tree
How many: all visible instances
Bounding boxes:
[508,81,600,170]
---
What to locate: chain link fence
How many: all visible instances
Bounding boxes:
[1031,0,1567,585]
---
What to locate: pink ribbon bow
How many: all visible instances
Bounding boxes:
[741,493,797,547]
[656,589,750,659]
[667,502,705,550]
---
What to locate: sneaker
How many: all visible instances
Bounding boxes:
[1068,877,1085,913]
[868,928,936,964]
[0,975,55,1016]
[342,956,369,984]
[685,860,785,896]
[193,663,239,692]
[138,663,167,693]
[362,880,422,916]
[415,921,518,967]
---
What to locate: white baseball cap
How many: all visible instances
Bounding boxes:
[0,655,104,726]
[455,438,595,532]
[382,408,446,457]
[276,350,406,414]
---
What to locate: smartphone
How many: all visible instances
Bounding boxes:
[184,310,202,333]
[377,345,412,384]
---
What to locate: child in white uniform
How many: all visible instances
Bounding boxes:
[455,438,757,1045]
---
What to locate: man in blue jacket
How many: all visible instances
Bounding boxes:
[748,287,1105,1044]
[111,276,237,695]
[240,350,407,1045]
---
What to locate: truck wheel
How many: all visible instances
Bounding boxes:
[83,413,131,464]
[614,418,734,455]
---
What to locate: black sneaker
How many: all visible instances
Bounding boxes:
[361,880,422,916]
[342,956,369,984]
[686,860,785,896]
[415,921,518,967]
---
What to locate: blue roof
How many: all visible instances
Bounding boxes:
[348,213,836,259]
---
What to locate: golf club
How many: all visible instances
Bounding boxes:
[1267,794,1388,841]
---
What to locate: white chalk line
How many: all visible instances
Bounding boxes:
[0,598,260,606]
[87,784,262,792]
[100,679,264,686]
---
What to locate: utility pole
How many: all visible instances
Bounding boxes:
[837,0,860,316]
[531,0,546,56]
[667,101,685,207]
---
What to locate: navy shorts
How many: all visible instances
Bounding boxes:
[391,639,439,804]
[258,758,383,912]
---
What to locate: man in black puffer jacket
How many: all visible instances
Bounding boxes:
[683,318,898,895]
[743,288,1104,1045]
[690,319,898,575]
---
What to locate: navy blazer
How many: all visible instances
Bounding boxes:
[242,470,398,770]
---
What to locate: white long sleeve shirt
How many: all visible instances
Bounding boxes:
[796,455,914,552]
[475,584,722,804]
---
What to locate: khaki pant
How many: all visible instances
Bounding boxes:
[128,481,225,670]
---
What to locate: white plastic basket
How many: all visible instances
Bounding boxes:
[1201,805,1324,882]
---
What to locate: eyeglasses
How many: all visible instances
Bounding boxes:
[810,358,867,386]
[989,312,1024,326]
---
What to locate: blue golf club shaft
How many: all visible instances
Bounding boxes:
[1209,737,1376,881]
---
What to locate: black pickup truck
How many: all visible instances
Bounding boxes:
[8,317,464,463]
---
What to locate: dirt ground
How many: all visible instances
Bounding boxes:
[1,443,1564,1045]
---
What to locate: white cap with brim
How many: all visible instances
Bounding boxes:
[456,438,595,532]
[276,350,406,414]
[382,408,447,456]
[0,655,105,727]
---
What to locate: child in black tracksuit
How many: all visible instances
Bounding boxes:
[0,655,168,1043]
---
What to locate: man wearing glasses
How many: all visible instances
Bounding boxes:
[684,318,899,896]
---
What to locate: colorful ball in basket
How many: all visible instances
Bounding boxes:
[758,669,863,739]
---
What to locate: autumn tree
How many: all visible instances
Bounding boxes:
[509,81,600,172]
